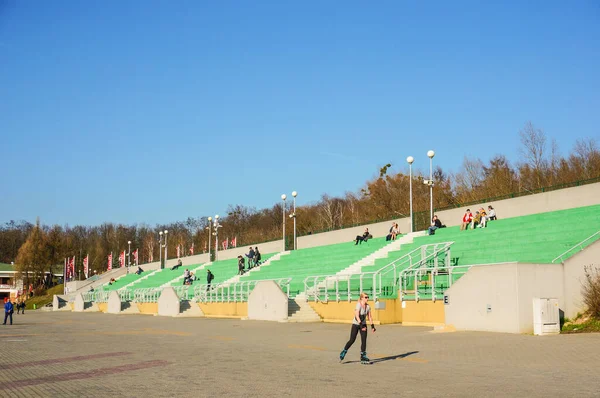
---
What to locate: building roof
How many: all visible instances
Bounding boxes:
[0,263,16,272]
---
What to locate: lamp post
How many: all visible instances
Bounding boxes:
[159,231,163,269]
[213,215,222,261]
[292,191,297,250]
[406,156,414,233]
[127,240,131,274]
[281,194,287,251]
[427,150,435,222]
[164,230,169,268]
[206,216,212,262]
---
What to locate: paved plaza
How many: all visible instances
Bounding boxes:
[0,311,599,397]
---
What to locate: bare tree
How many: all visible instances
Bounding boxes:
[519,121,548,188]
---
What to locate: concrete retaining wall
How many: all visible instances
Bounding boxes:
[298,182,600,249]
[444,263,565,333]
[247,280,288,322]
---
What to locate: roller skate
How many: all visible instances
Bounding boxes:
[339,349,347,362]
[360,351,371,365]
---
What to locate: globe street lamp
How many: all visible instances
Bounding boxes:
[281,194,287,251]
[127,240,132,274]
[206,216,212,262]
[164,230,169,268]
[213,215,222,261]
[427,150,435,222]
[159,231,163,269]
[406,156,414,233]
[291,191,298,250]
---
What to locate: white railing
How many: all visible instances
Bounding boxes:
[304,242,454,302]
[0,284,15,290]
[551,230,600,264]
[133,288,162,303]
[193,278,292,303]
[93,290,111,303]
[118,289,134,302]
[82,291,95,302]
[400,261,518,302]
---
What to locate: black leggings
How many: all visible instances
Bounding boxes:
[344,324,367,352]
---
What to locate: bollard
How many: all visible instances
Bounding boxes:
[33,304,36,309]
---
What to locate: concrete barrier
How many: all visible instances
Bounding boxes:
[52,295,70,311]
[107,291,122,314]
[74,293,85,312]
[158,287,181,316]
[248,280,288,322]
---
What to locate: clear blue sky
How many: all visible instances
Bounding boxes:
[1,1,599,226]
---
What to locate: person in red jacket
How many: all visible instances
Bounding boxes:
[461,209,473,230]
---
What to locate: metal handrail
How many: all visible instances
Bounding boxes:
[192,278,292,303]
[304,242,454,302]
[551,230,600,264]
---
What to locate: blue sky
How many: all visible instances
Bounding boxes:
[1,1,599,226]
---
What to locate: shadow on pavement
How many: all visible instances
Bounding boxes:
[342,351,419,365]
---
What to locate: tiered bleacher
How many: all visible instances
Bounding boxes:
[318,205,600,301]
[237,238,391,296]
[90,205,600,305]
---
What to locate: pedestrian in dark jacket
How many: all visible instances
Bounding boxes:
[3,300,14,325]
[206,269,214,291]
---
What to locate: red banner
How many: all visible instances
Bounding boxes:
[189,243,194,256]
[108,253,113,271]
[133,249,138,266]
[83,255,89,279]
[119,251,125,268]
[231,237,237,248]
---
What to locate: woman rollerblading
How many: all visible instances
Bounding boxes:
[339,292,376,364]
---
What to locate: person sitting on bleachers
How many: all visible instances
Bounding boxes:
[386,223,395,241]
[171,259,183,271]
[135,266,144,275]
[428,215,443,235]
[354,228,372,245]
[482,205,497,227]
[392,223,400,240]
[183,269,190,284]
[471,211,482,229]
[477,207,487,228]
[461,209,473,231]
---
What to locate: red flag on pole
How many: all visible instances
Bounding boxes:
[231,237,237,248]
[119,251,125,268]
[133,249,139,266]
[108,252,113,271]
[189,243,194,256]
[69,257,75,279]
[83,255,89,279]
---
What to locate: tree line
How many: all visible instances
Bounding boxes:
[2,122,599,282]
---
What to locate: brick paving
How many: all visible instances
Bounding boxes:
[0,311,599,397]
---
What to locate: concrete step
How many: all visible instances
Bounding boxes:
[220,251,290,287]
[287,297,321,323]
[177,300,205,317]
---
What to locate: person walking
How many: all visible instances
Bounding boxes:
[206,269,214,292]
[339,292,376,364]
[3,299,14,325]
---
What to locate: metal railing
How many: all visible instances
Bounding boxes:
[133,288,162,303]
[400,261,518,302]
[193,278,292,303]
[551,230,600,264]
[92,290,111,303]
[304,242,454,302]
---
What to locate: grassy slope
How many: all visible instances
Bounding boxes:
[23,284,64,310]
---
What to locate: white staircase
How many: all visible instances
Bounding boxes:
[334,231,426,277]
[176,300,205,317]
[287,293,321,322]
[120,269,161,290]
[162,262,212,288]
[219,252,290,287]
